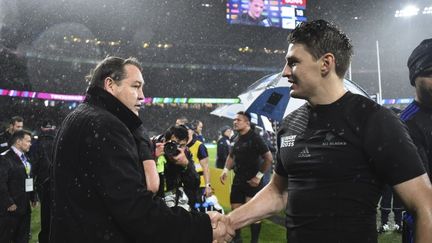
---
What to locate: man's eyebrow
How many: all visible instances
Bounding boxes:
[286,56,299,62]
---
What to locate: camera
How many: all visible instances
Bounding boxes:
[164,141,181,158]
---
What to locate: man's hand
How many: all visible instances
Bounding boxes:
[31,201,38,208]
[220,170,227,185]
[7,204,17,212]
[154,142,164,158]
[247,176,261,187]
[208,211,234,243]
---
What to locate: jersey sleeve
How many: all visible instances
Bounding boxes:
[255,134,270,155]
[364,108,426,186]
[274,149,288,178]
[405,119,431,176]
[197,143,208,160]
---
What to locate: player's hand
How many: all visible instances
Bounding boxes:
[247,176,261,187]
[7,204,17,212]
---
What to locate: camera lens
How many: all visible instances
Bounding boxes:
[164,141,180,157]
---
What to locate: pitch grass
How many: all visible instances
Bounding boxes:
[29,146,402,242]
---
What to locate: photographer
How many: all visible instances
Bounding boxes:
[156,125,200,211]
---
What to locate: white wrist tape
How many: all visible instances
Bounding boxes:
[256,171,264,179]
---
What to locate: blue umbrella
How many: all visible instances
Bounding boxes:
[238,72,370,122]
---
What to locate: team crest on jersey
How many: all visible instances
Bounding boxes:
[322,132,347,146]
[280,135,296,148]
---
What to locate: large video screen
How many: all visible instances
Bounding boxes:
[226,0,307,29]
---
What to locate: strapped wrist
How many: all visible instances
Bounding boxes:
[256,171,264,180]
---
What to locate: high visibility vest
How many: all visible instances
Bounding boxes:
[188,140,206,187]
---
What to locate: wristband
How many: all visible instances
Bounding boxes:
[256,171,264,179]
[223,167,229,174]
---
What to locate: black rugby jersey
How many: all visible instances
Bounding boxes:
[275,92,424,243]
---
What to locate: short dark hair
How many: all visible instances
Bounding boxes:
[176,116,189,124]
[9,129,32,146]
[10,116,23,125]
[189,120,202,131]
[288,19,353,78]
[165,125,189,142]
[237,111,251,122]
[86,56,143,89]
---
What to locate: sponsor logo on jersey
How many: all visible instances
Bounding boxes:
[322,132,347,146]
[298,146,311,158]
[280,135,296,148]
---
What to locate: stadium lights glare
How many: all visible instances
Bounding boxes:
[423,6,432,15]
[395,5,419,18]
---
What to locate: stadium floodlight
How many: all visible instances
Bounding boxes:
[394,5,419,17]
[423,6,432,15]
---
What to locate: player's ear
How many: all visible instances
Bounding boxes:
[320,53,335,76]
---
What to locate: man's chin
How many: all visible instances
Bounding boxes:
[290,91,306,100]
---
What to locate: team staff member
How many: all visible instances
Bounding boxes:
[220,111,272,243]
[0,116,24,153]
[0,130,37,243]
[216,126,232,169]
[400,38,432,243]
[50,56,233,243]
[224,20,432,243]
[186,124,212,198]
[29,120,56,243]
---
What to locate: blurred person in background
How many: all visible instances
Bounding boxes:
[175,116,189,126]
[0,130,37,243]
[185,123,212,199]
[220,111,273,243]
[0,116,24,153]
[50,56,232,243]
[156,125,200,211]
[216,126,232,169]
[191,120,205,143]
[29,120,56,243]
[400,38,432,243]
[378,107,404,234]
[223,20,432,243]
[132,124,160,194]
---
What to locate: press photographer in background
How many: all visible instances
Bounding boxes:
[154,125,200,211]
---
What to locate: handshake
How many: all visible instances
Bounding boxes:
[207,211,235,243]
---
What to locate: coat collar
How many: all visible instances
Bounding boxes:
[85,86,142,132]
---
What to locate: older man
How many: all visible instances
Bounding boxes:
[50,56,233,243]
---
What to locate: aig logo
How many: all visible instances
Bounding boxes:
[280,135,296,148]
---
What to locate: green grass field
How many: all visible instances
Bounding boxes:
[29,145,402,243]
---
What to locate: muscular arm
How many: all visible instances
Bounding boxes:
[225,153,234,170]
[199,157,210,185]
[220,153,234,184]
[142,159,159,194]
[259,151,273,174]
[228,173,288,229]
[393,173,432,243]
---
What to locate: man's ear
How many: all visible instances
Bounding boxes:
[103,77,115,93]
[320,53,335,76]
